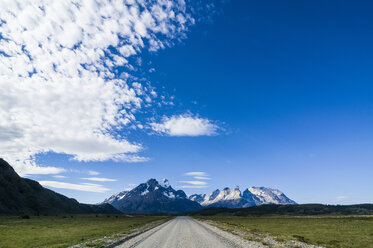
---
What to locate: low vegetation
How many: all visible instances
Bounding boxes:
[189,204,373,216]
[0,214,169,248]
[196,215,373,248]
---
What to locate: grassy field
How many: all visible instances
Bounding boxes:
[197,215,373,248]
[0,214,169,248]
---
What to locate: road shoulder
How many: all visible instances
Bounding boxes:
[194,217,324,248]
[69,217,172,248]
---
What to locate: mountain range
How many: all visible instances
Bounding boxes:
[189,186,296,208]
[0,158,296,215]
[102,179,201,214]
[0,159,119,215]
[103,179,296,214]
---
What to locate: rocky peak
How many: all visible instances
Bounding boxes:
[189,186,296,208]
[160,178,170,188]
[102,178,202,214]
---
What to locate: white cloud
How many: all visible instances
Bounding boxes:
[151,114,219,136]
[178,185,208,189]
[11,162,67,176]
[53,175,67,179]
[0,0,194,175]
[39,181,109,193]
[194,176,211,180]
[182,172,211,188]
[87,170,100,176]
[184,172,208,176]
[81,177,117,182]
[179,180,207,186]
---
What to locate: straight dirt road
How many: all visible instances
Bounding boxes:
[115,216,264,248]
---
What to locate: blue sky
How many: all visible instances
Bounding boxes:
[1,0,373,204]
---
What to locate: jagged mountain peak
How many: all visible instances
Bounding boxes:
[103,178,201,214]
[103,180,296,214]
[189,186,296,208]
[160,178,170,188]
[145,178,159,187]
[189,193,206,204]
[247,186,296,205]
[102,191,128,205]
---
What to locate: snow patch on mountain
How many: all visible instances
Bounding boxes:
[102,180,296,213]
[102,179,202,214]
[102,191,128,205]
[189,193,206,204]
[200,187,242,206]
[160,178,171,188]
[141,189,149,196]
[247,187,296,205]
[189,186,296,208]
[163,191,175,199]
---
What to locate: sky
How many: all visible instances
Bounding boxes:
[1,0,373,205]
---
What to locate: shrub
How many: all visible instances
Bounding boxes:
[20,214,30,219]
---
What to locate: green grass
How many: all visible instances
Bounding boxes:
[197,215,373,248]
[0,215,169,248]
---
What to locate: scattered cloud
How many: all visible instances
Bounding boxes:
[53,175,67,179]
[194,176,211,180]
[39,181,109,193]
[182,171,211,188]
[184,172,208,176]
[150,114,219,136]
[11,163,66,176]
[0,0,194,175]
[179,180,207,186]
[87,170,100,176]
[81,177,117,182]
[178,185,208,189]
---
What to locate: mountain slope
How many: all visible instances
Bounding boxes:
[0,158,119,215]
[189,186,296,208]
[247,186,296,205]
[104,179,202,214]
[102,191,129,205]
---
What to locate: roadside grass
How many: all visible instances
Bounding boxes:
[0,214,169,248]
[196,215,373,248]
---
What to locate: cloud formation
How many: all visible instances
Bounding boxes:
[151,114,219,136]
[53,175,67,179]
[179,171,211,188]
[184,171,208,176]
[0,0,194,175]
[179,180,207,185]
[178,185,208,189]
[194,176,211,180]
[81,177,117,182]
[39,181,109,193]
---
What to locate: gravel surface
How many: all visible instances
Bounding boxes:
[115,216,266,248]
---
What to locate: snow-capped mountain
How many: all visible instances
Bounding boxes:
[103,179,202,214]
[196,187,249,208]
[103,179,296,213]
[189,186,296,208]
[102,191,128,205]
[247,186,296,205]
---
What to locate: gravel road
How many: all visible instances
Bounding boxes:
[115,216,266,248]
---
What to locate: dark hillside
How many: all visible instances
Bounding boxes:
[0,158,120,215]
